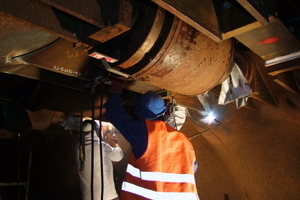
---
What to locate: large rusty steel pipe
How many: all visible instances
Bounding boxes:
[131,16,234,96]
[89,2,233,96]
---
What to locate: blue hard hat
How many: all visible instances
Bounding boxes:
[135,91,166,119]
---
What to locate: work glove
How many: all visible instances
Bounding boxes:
[110,78,124,93]
[109,133,119,147]
[103,131,119,147]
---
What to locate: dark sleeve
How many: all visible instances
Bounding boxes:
[104,92,148,159]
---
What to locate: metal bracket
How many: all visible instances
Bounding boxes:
[100,58,133,79]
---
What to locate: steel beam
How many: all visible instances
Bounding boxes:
[236,0,270,25]
[151,0,222,42]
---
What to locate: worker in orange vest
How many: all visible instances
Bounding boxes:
[104,79,200,200]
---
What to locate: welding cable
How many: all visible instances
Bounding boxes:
[25,151,32,200]
[171,97,178,130]
[98,83,104,200]
[188,119,222,140]
[10,38,61,59]
[79,84,86,171]
[91,93,95,200]
[17,133,21,200]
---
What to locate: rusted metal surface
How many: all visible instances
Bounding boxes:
[0,14,59,67]
[2,64,86,91]
[132,18,234,96]
[39,0,106,28]
[1,0,132,45]
[0,1,167,94]
[118,7,166,68]
[0,0,95,43]
[16,39,91,78]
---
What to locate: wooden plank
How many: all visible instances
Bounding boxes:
[251,61,260,96]
[222,21,262,40]
[89,23,131,43]
[151,0,222,42]
[274,72,300,95]
[236,0,269,25]
[235,19,300,61]
[293,70,300,93]
[251,68,278,106]
[88,0,132,43]
[250,51,280,106]
[267,57,300,76]
[214,0,257,35]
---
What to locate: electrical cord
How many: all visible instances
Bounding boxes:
[10,38,61,59]
[80,83,86,171]
[99,83,104,200]
[189,119,221,140]
[17,133,21,200]
[89,76,104,200]
[91,93,95,200]
[171,97,178,130]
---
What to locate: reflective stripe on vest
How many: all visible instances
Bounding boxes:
[122,181,199,200]
[126,163,196,183]
[121,120,199,199]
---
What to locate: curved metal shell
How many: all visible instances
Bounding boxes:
[132,17,234,96]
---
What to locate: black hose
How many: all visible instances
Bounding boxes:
[99,83,104,200]
[10,38,60,59]
[17,133,21,200]
[91,93,95,200]
[80,84,86,171]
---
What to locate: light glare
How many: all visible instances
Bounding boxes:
[201,111,216,124]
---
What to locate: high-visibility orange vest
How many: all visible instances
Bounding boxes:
[120,120,199,200]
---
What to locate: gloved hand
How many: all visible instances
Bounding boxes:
[109,133,119,147]
[110,78,125,93]
[103,131,119,147]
